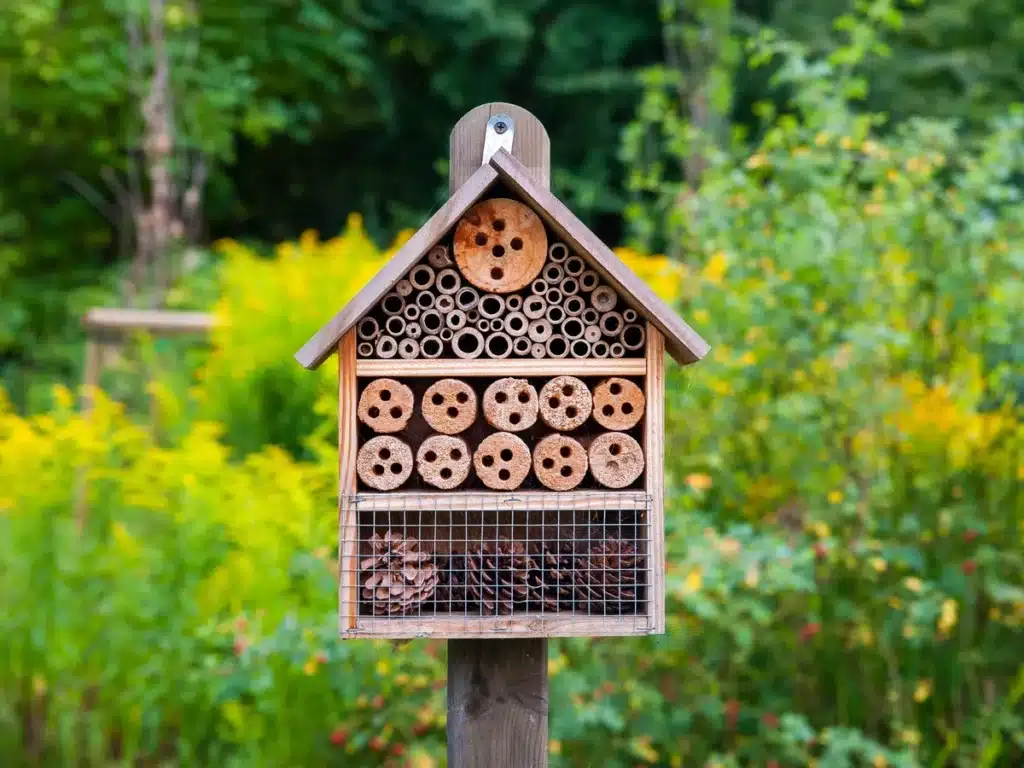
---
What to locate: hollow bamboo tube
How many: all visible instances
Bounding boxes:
[563,255,585,277]
[478,293,506,319]
[503,312,529,337]
[548,242,569,263]
[528,318,553,342]
[609,342,625,358]
[456,286,480,311]
[563,295,586,317]
[436,268,462,295]
[398,338,420,359]
[403,304,421,322]
[530,278,548,296]
[385,315,406,337]
[545,288,563,307]
[623,308,638,323]
[446,310,468,331]
[620,323,646,351]
[427,244,453,269]
[408,264,436,291]
[485,332,513,359]
[592,340,609,358]
[562,317,585,340]
[357,342,374,357]
[406,322,423,340]
[505,295,523,312]
[375,335,398,359]
[476,318,491,333]
[581,307,599,326]
[560,276,580,296]
[395,279,414,297]
[467,309,480,322]
[579,270,599,292]
[543,263,564,285]
[381,292,405,316]
[452,327,484,359]
[599,311,624,338]
[523,294,547,320]
[570,339,591,358]
[584,325,601,344]
[545,304,565,326]
[420,308,443,335]
[530,342,546,359]
[440,327,455,342]
[420,335,444,358]
[513,336,532,356]
[416,291,436,310]
[545,334,569,359]
[357,316,380,340]
[591,285,618,312]
[436,294,455,313]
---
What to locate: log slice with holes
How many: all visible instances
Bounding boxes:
[482,378,538,432]
[533,435,588,491]
[592,377,646,430]
[538,376,592,431]
[453,198,547,293]
[417,435,471,489]
[589,432,645,489]
[422,379,478,435]
[357,436,414,490]
[473,432,531,490]
[357,378,414,433]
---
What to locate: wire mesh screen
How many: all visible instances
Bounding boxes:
[342,492,653,636]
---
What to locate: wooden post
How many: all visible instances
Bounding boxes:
[447,103,551,768]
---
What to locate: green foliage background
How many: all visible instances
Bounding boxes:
[1,0,1023,766]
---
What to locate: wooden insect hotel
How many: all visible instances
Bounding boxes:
[295,106,708,639]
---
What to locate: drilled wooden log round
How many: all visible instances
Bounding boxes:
[408,264,435,291]
[375,336,398,359]
[420,335,443,358]
[452,327,484,358]
[417,435,471,489]
[621,323,647,351]
[454,198,547,293]
[579,270,599,292]
[589,432,645,489]
[593,377,646,430]
[473,432,531,490]
[512,336,532,356]
[539,376,592,431]
[455,286,479,311]
[422,379,478,435]
[395,279,414,297]
[523,294,547,320]
[357,317,380,342]
[358,436,414,490]
[398,338,420,359]
[358,378,414,433]
[381,292,405,316]
[591,285,618,312]
[483,378,539,432]
[427,244,453,269]
[503,311,529,337]
[485,332,513,359]
[527,318,552,343]
[436,268,462,295]
[533,434,588,491]
[506,294,523,312]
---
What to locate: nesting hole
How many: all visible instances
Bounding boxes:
[373,465,385,476]
[548,397,560,408]
[610,382,622,395]
[383,295,403,313]
[482,455,495,468]
[440,273,457,290]
[566,406,578,419]
[368,406,380,418]
[609,443,622,456]
[560,466,573,477]
[446,407,459,418]
[602,405,614,417]
[495,391,508,404]
[457,333,480,354]
[379,391,391,403]
[440,468,452,480]
[622,403,634,414]
[379,448,391,460]
[498,469,511,481]
[431,393,444,406]
[424,451,437,463]
[491,267,504,280]
[499,449,513,462]
[509,413,521,425]
[559,445,572,458]
[562,385,575,396]
[493,219,505,231]
[450,448,462,461]
[492,245,505,258]
[456,392,469,404]
[517,391,530,403]
[390,407,402,418]
[510,237,523,250]
[475,232,488,246]
[390,463,402,475]
[542,457,555,469]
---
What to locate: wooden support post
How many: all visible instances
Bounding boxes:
[448,639,548,768]
[447,103,552,768]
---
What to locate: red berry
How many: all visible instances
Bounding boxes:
[961,559,978,575]
[813,542,828,561]
[413,722,430,737]
[725,699,740,729]
[369,736,385,752]
[761,712,780,730]
[329,728,347,746]
[372,694,385,710]
[314,651,328,665]
[798,622,821,643]
[767,761,781,768]
[390,744,406,757]
[233,637,247,657]
[963,529,979,543]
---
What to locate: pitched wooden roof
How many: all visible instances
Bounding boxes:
[295,148,709,369]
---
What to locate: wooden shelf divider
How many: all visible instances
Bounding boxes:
[355,357,646,378]
[353,490,650,512]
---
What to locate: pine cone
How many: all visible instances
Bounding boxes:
[360,531,438,616]
[527,542,578,611]
[466,538,536,615]
[572,536,641,615]
[433,551,470,612]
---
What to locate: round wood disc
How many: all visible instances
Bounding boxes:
[453,198,547,294]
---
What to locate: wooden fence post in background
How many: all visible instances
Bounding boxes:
[446,103,552,768]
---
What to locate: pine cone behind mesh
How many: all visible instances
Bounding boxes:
[528,542,578,611]
[360,531,438,616]
[572,536,642,615]
[466,538,537,615]
[433,551,470,612]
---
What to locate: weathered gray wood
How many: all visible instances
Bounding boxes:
[489,148,710,366]
[450,103,550,190]
[83,308,215,333]
[294,162,499,370]
[448,639,548,768]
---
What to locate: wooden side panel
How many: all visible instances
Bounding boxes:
[338,331,359,631]
[449,103,551,190]
[645,327,666,634]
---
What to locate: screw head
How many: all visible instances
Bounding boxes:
[494,121,508,134]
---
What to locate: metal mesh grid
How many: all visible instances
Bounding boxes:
[342,492,653,635]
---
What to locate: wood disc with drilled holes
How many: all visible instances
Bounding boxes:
[592,377,646,430]
[588,432,645,489]
[473,432,531,490]
[453,198,547,294]
[533,435,588,491]
[357,378,414,434]
[482,378,538,432]
[417,435,471,489]
[357,436,414,491]
[538,376,592,431]
[422,379,478,435]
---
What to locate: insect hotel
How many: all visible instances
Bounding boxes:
[296,109,708,639]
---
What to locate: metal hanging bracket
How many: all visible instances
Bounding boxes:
[482,113,515,166]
